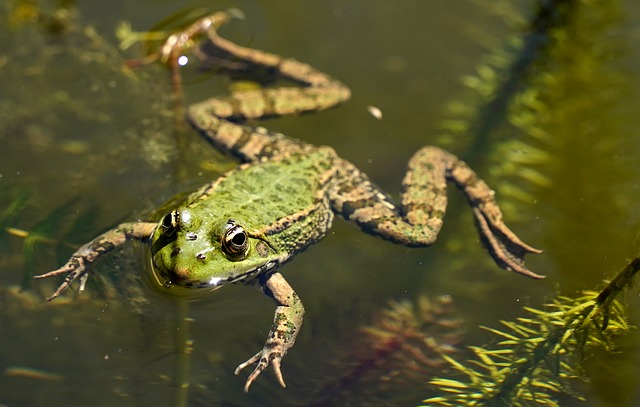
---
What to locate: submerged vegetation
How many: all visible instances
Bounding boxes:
[422,255,638,406]
[307,296,463,406]
[423,0,639,404]
[0,184,99,294]
[437,0,627,223]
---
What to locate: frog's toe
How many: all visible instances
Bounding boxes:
[235,350,286,392]
[34,262,87,301]
[271,358,286,388]
[34,264,75,280]
[33,266,79,301]
[471,207,544,279]
[234,351,258,374]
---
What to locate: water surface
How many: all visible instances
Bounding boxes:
[2,1,640,406]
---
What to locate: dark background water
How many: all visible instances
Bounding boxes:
[2,0,640,406]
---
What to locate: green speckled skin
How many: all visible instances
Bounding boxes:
[151,147,336,287]
[36,11,542,393]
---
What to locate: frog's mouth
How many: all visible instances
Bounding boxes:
[157,259,281,289]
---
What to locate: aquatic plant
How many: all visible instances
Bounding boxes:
[0,188,30,249]
[436,0,624,223]
[307,295,463,406]
[4,0,77,34]
[425,0,638,386]
[421,254,638,406]
[115,8,244,57]
[1,189,99,291]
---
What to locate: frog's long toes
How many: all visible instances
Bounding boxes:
[234,352,264,392]
[471,208,544,279]
[33,266,72,279]
[44,273,87,301]
[44,281,72,301]
[243,378,253,393]
[235,352,260,375]
[244,364,265,393]
[271,358,286,388]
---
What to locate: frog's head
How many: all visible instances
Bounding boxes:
[150,207,285,289]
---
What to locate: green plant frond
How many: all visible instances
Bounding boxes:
[428,378,472,390]
[480,325,521,341]
[520,305,548,316]
[471,347,515,356]
[499,320,534,338]
[1,190,30,223]
[439,354,477,377]
[1,189,31,249]
[116,6,211,51]
[422,0,638,400]
[424,252,639,406]
[1,192,104,290]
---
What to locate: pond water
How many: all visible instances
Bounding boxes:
[2,0,640,406]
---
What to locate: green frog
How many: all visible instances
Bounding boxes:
[36,11,542,392]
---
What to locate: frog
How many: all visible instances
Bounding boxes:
[35,11,543,393]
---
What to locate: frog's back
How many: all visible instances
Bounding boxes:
[186,147,337,231]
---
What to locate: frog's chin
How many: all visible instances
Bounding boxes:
[156,259,282,289]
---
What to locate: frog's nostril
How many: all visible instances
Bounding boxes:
[171,247,181,257]
[195,247,214,260]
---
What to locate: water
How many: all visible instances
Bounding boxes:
[2,0,640,406]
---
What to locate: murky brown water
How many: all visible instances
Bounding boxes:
[2,1,640,406]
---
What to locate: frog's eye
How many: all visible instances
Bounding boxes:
[221,221,249,259]
[161,210,179,231]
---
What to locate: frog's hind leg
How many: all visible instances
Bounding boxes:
[187,18,351,162]
[330,147,543,279]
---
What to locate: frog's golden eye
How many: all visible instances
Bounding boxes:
[161,210,179,231]
[222,220,249,259]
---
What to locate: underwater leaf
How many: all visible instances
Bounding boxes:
[0,190,103,291]
[0,189,31,250]
[480,325,521,341]
[19,198,81,280]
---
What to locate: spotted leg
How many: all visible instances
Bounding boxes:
[235,272,305,392]
[187,15,351,162]
[330,146,543,278]
[34,222,157,300]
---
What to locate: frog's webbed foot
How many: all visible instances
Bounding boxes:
[35,250,94,300]
[470,204,543,278]
[157,10,241,65]
[34,222,157,300]
[445,153,543,279]
[234,342,287,392]
[235,272,304,392]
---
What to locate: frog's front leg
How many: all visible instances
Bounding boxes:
[35,222,157,300]
[331,146,543,278]
[235,272,304,392]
